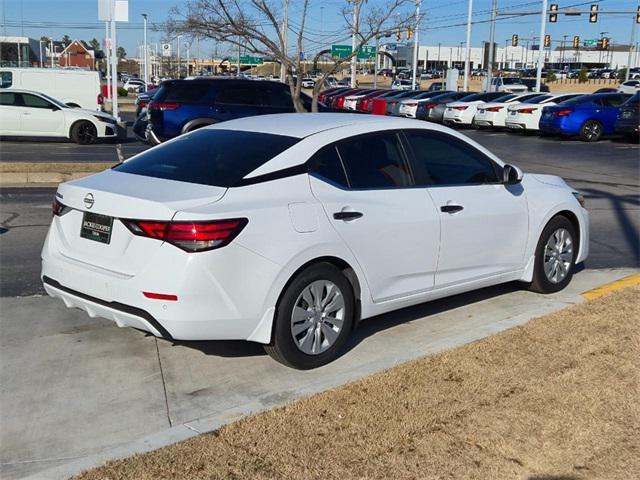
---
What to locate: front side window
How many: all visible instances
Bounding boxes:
[21,94,53,109]
[0,72,12,88]
[114,129,299,187]
[337,132,412,189]
[404,130,500,186]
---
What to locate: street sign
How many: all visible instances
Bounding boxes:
[98,0,128,22]
[231,55,264,65]
[357,45,376,60]
[161,43,171,57]
[583,39,597,46]
[104,37,112,49]
[331,44,352,58]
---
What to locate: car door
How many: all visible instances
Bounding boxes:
[308,131,441,303]
[260,84,296,114]
[599,95,629,133]
[18,93,64,135]
[0,91,22,134]
[402,129,529,288]
[213,85,262,119]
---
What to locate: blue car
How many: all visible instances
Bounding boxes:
[539,93,631,142]
[146,77,328,145]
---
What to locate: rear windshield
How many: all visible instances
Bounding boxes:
[526,94,553,104]
[561,95,595,106]
[113,129,299,187]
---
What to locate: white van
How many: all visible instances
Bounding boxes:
[0,68,103,111]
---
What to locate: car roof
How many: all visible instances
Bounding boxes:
[206,112,452,139]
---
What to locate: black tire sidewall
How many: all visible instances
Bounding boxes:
[271,263,355,369]
[532,216,577,293]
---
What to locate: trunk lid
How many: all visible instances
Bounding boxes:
[52,169,227,276]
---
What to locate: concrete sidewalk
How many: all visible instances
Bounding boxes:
[1,268,636,480]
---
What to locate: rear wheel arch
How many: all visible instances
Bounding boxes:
[181,118,219,134]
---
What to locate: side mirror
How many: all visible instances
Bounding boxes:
[503,164,523,185]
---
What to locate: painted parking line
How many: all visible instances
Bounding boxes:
[581,273,640,301]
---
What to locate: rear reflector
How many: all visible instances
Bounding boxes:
[148,101,181,111]
[143,292,178,301]
[122,218,248,252]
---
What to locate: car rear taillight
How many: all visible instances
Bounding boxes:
[556,109,572,117]
[517,107,537,114]
[452,106,468,111]
[52,198,69,217]
[337,97,346,108]
[424,102,437,109]
[122,218,248,252]
[405,102,418,107]
[148,101,181,111]
[487,106,503,112]
[97,94,104,105]
[138,100,148,108]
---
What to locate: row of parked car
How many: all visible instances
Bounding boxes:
[317,85,639,142]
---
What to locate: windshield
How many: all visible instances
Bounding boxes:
[502,77,523,84]
[114,129,300,187]
[39,92,69,109]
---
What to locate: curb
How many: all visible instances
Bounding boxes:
[581,273,640,301]
[0,162,113,186]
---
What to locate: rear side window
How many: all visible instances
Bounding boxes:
[113,129,299,187]
[404,130,500,186]
[601,95,627,107]
[0,92,18,105]
[0,72,12,88]
[336,132,412,189]
[265,86,294,108]
[216,86,261,106]
[159,83,211,103]
[308,145,348,188]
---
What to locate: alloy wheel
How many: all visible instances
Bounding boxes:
[543,228,574,284]
[78,123,97,144]
[290,280,345,355]
[583,121,601,141]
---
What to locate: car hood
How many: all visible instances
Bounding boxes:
[70,108,117,121]
[530,174,570,189]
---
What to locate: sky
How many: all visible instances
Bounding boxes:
[1,0,637,58]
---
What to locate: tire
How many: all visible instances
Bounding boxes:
[579,120,603,142]
[70,121,98,145]
[264,262,355,369]
[528,216,577,294]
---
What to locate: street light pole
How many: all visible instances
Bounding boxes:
[177,34,182,77]
[626,16,637,81]
[281,0,289,82]
[463,0,473,91]
[535,0,548,93]
[142,13,148,85]
[487,0,497,91]
[374,35,379,88]
[411,0,420,90]
[351,0,363,88]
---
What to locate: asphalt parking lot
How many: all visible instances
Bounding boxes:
[1,125,638,479]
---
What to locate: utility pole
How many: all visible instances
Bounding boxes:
[487,0,497,91]
[110,17,119,120]
[186,43,190,76]
[50,38,54,68]
[351,0,363,88]
[626,16,637,81]
[281,0,289,82]
[142,13,148,85]
[177,34,182,77]
[463,0,473,91]
[374,35,379,88]
[411,0,420,90]
[535,0,548,93]
[104,23,110,99]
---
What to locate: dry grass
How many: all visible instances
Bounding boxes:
[77,286,640,480]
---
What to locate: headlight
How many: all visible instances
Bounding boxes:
[572,191,586,208]
[94,115,116,124]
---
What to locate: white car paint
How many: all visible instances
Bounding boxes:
[443,99,487,125]
[473,93,541,128]
[0,89,118,141]
[41,113,589,364]
[343,91,375,110]
[485,76,529,93]
[618,80,640,94]
[0,67,103,110]
[505,93,584,132]
[123,79,147,92]
[391,80,413,91]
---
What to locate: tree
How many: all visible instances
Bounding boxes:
[89,38,100,51]
[167,0,414,112]
[116,46,127,59]
[61,35,72,47]
[40,35,50,43]
[578,67,588,83]
[547,69,556,82]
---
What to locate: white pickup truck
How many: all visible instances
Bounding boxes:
[484,76,529,93]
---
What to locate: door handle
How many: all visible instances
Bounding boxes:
[333,211,363,221]
[440,204,464,214]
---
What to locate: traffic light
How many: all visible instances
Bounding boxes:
[396,28,401,41]
[511,34,518,47]
[637,6,640,24]
[544,35,551,48]
[601,37,609,50]
[573,36,580,48]
[549,4,558,23]
[589,4,598,23]
[407,27,413,40]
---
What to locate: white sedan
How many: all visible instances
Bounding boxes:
[123,78,147,92]
[618,80,640,94]
[443,91,509,126]
[41,114,589,369]
[505,93,584,133]
[0,89,118,144]
[473,93,542,128]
